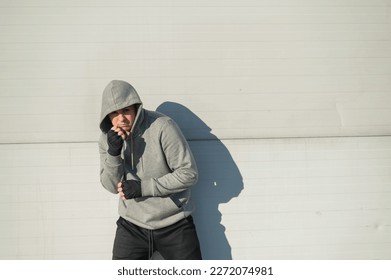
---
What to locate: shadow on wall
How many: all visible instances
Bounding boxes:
[156,102,243,260]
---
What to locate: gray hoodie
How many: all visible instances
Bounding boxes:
[98,80,198,230]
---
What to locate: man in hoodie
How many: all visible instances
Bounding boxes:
[98,80,202,260]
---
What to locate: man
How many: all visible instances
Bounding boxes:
[98,80,202,260]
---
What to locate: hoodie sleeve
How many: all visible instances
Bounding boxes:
[98,133,123,194]
[141,119,198,197]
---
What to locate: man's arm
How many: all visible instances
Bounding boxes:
[98,132,122,194]
[141,119,198,197]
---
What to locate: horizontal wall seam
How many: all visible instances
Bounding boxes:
[1,134,391,145]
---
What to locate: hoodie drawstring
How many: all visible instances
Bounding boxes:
[148,230,154,259]
[122,136,135,182]
[130,136,134,170]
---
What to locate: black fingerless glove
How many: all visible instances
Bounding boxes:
[121,180,142,199]
[107,129,124,156]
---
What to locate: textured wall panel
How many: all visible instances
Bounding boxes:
[1,137,390,259]
[1,0,390,143]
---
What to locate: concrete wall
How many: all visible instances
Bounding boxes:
[1,0,390,259]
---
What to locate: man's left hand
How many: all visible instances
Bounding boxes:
[118,180,142,200]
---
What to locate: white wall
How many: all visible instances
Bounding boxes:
[0,0,390,259]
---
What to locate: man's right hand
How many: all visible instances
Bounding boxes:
[107,128,125,156]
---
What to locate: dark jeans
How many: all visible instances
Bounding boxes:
[112,216,202,260]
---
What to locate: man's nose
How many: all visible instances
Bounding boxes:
[118,113,125,120]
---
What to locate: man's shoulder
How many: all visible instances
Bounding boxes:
[139,109,174,134]
[142,109,187,142]
[144,109,172,124]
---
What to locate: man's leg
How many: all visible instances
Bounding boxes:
[112,217,150,260]
[154,216,202,260]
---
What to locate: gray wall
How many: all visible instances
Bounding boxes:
[1,0,390,259]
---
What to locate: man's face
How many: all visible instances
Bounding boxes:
[109,105,137,133]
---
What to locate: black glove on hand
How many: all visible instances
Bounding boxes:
[121,180,142,199]
[107,129,124,156]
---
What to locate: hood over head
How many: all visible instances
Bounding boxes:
[99,80,143,133]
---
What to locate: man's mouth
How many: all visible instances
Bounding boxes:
[119,125,131,131]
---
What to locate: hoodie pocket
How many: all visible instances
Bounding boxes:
[169,196,183,208]
[169,191,189,209]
